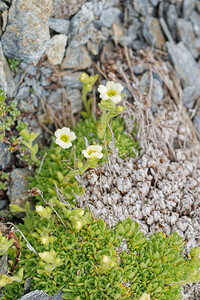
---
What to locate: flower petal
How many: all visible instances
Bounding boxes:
[115,83,123,93]
[98,85,107,93]
[101,92,109,100]
[110,94,121,103]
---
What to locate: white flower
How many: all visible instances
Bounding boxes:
[102,255,111,265]
[139,293,150,300]
[82,145,103,160]
[98,81,124,104]
[54,127,76,149]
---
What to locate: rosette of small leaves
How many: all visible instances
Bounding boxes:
[28,116,139,204]
[0,88,27,151]
[1,207,200,300]
[0,171,9,191]
[117,218,200,299]
[8,58,20,73]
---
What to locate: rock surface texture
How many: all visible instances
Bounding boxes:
[51,0,86,18]
[1,0,53,64]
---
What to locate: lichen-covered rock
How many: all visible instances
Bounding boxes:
[51,0,86,18]
[1,0,53,64]
[0,42,15,97]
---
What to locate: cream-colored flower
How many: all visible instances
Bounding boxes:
[82,145,103,160]
[102,255,111,265]
[54,127,76,149]
[98,81,123,104]
[139,293,150,300]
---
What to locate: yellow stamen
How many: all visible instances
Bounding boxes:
[107,89,117,97]
[60,134,69,143]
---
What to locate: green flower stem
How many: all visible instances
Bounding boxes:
[66,160,97,181]
[82,85,91,117]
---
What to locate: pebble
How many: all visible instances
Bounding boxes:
[167,42,200,90]
[176,18,199,59]
[49,18,70,35]
[193,114,200,134]
[166,4,178,40]
[0,199,7,210]
[133,0,154,16]
[1,0,53,64]
[142,17,165,49]
[183,0,197,20]
[182,86,198,109]
[9,168,31,209]
[190,10,200,37]
[140,71,164,112]
[100,7,121,28]
[0,142,12,170]
[61,45,92,70]
[15,86,30,101]
[0,42,15,97]
[62,72,83,89]
[46,34,68,65]
[69,3,94,48]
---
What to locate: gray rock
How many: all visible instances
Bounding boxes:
[18,100,36,113]
[133,0,154,16]
[150,0,161,5]
[51,0,86,18]
[142,17,165,49]
[132,64,147,75]
[132,40,148,50]
[140,71,164,113]
[47,87,82,114]
[87,40,100,55]
[9,168,31,208]
[100,7,121,28]
[183,0,196,20]
[0,199,8,210]
[0,42,15,97]
[127,20,141,41]
[176,18,199,59]
[0,254,8,275]
[18,290,50,300]
[182,86,199,109]
[0,142,11,170]
[166,4,178,40]
[15,86,30,101]
[61,45,92,70]
[1,0,53,64]
[62,72,83,89]
[49,18,70,35]
[190,11,200,37]
[193,114,200,134]
[69,3,94,48]
[167,42,200,90]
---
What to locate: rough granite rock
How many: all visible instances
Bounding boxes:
[133,0,154,16]
[18,290,50,300]
[167,42,200,90]
[51,0,86,18]
[0,42,15,97]
[61,45,92,70]
[1,0,53,64]
[0,142,11,170]
[0,254,8,275]
[46,34,67,65]
[9,168,31,208]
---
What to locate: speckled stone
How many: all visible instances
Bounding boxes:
[1,0,53,64]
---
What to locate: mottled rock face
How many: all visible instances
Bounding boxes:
[0,42,15,97]
[51,0,86,18]
[1,0,53,64]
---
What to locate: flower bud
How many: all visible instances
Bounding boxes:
[79,72,89,83]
